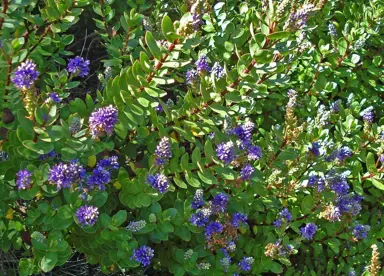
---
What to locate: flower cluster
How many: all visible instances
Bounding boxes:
[238,256,254,271]
[216,141,235,164]
[330,99,342,113]
[216,120,262,182]
[189,190,251,271]
[273,208,293,227]
[232,212,247,228]
[48,160,86,190]
[328,23,337,37]
[325,146,353,162]
[352,224,370,240]
[75,205,99,227]
[97,156,119,170]
[213,63,225,79]
[285,4,315,31]
[240,163,254,180]
[47,92,61,103]
[126,220,147,232]
[195,55,211,73]
[67,56,90,77]
[12,60,39,89]
[186,54,225,85]
[154,137,172,165]
[184,249,193,260]
[186,69,199,84]
[146,173,169,193]
[89,105,118,139]
[16,169,32,190]
[86,166,110,190]
[362,107,374,124]
[190,0,206,30]
[39,150,57,161]
[300,223,318,240]
[308,142,321,157]
[131,245,154,267]
[87,156,119,190]
[191,189,205,209]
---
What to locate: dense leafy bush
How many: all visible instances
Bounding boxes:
[0,0,384,275]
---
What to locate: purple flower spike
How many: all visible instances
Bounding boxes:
[154,137,172,165]
[146,173,169,193]
[86,166,111,190]
[67,56,90,77]
[232,212,247,228]
[240,164,254,180]
[191,189,205,209]
[89,105,118,139]
[75,205,99,227]
[186,69,199,84]
[300,223,318,240]
[352,224,370,240]
[216,141,235,164]
[195,55,211,73]
[131,245,154,267]
[48,92,61,103]
[16,169,33,190]
[238,256,254,271]
[12,60,39,89]
[205,221,223,239]
[248,145,262,160]
[48,160,86,190]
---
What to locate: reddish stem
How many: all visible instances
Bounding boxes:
[121,28,131,55]
[139,40,178,92]
[4,57,12,103]
[0,0,9,31]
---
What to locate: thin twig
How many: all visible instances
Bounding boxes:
[0,0,9,30]
[121,28,131,55]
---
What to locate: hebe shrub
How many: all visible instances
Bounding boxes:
[0,0,383,275]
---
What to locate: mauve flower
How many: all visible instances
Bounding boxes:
[308,142,321,157]
[352,224,370,240]
[204,221,223,239]
[75,205,99,226]
[191,189,204,209]
[362,107,374,123]
[67,56,90,77]
[86,166,111,190]
[195,55,211,73]
[186,69,199,84]
[48,92,61,103]
[238,256,254,271]
[232,212,247,228]
[97,156,119,170]
[89,105,118,139]
[146,173,169,193]
[131,245,154,267]
[248,145,262,160]
[12,60,39,89]
[213,63,225,79]
[328,23,337,37]
[190,208,211,227]
[240,164,254,180]
[216,141,235,164]
[16,169,32,190]
[48,160,86,190]
[154,137,172,165]
[212,193,229,213]
[300,223,318,240]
